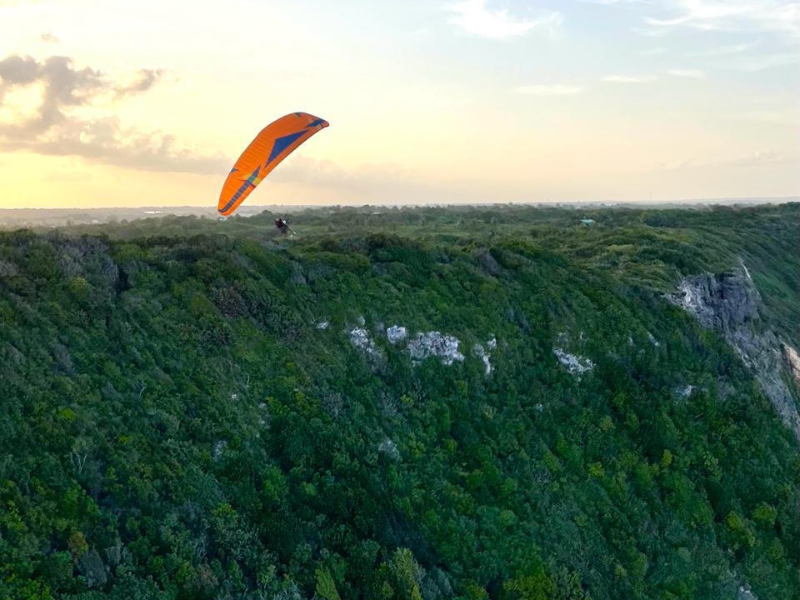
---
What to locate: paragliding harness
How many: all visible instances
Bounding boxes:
[275,218,295,236]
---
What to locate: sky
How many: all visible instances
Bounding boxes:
[0,0,798,208]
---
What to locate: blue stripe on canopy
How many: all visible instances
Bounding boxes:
[266,131,306,166]
[221,179,252,213]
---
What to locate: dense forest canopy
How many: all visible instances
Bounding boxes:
[1,203,798,599]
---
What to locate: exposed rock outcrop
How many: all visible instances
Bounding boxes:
[553,332,594,377]
[349,321,496,372]
[348,325,385,366]
[669,266,800,442]
[473,343,492,376]
[783,343,800,388]
[553,348,594,376]
[387,325,408,344]
[407,332,465,366]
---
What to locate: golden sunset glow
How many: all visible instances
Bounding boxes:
[1,0,798,207]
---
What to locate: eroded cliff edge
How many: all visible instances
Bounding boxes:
[670,264,800,443]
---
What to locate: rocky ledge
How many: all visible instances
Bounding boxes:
[669,265,800,443]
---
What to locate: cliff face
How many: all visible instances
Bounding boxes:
[673,270,760,331]
[670,266,800,442]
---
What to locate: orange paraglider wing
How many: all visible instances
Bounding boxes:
[218,112,329,216]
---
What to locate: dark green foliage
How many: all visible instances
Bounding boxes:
[0,204,798,599]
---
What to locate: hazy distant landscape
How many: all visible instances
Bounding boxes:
[1,197,797,229]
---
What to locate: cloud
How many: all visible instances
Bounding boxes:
[667,68,706,78]
[40,32,59,44]
[643,0,800,39]
[602,75,658,82]
[0,54,223,174]
[114,68,165,97]
[0,55,107,135]
[447,0,562,39]
[514,84,584,96]
[1,116,227,174]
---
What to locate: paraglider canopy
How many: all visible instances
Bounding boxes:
[218,112,329,217]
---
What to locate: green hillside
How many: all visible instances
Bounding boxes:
[1,204,798,600]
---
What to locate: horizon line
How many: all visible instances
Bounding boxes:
[1,196,798,212]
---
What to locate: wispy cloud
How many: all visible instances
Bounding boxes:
[603,74,657,82]
[114,68,165,97]
[2,117,227,174]
[667,68,706,78]
[513,84,584,96]
[447,0,562,39]
[644,0,800,39]
[0,54,224,174]
[39,32,59,44]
